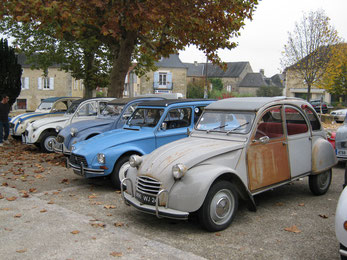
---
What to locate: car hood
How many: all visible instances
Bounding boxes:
[331,109,347,114]
[138,136,245,179]
[59,118,117,136]
[11,112,51,124]
[72,127,153,155]
[31,115,70,128]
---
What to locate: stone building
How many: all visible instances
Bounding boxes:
[14,54,83,111]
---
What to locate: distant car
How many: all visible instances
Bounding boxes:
[336,116,347,162]
[9,97,80,138]
[53,96,173,156]
[331,109,347,123]
[310,100,328,114]
[335,186,347,260]
[122,97,337,231]
[67,99,214,188]
[23,98,115,153]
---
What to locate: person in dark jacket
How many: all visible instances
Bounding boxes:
[0,94,10,146]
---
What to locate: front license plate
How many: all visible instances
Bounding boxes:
[337,150,346,155]
[135,191,156,206]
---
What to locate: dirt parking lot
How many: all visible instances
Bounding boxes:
[0,138,345,260]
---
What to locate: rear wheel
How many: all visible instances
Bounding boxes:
[309,169,332,195]
[40,132,57,153]
[199,181,238,232]
[110,155,131,189]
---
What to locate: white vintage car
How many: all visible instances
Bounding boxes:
[122,97,337,231]
[23,97,115,152]
[336,186,347,260]
[336,116,347,162]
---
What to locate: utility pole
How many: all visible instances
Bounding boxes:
[204,56,208,98]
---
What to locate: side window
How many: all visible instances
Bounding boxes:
[122,104,137,120]
[304,107,321,131]
[254,106,283,140]
[77,103,97,116]
[164,108,192,129]
[53,101,68,112]
[285,107,308,135]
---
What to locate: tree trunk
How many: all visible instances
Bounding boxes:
[306,84,311,101]
[83,49,96,98]
[108,31,138,98]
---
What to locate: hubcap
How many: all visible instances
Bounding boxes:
[44,136,56,152]
[119,161,130,182]
[210,189,235,225]
[318,171,330,189]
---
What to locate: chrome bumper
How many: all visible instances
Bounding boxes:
[121,178,189,220]
[67,157,105,176]
[52,139,71,156]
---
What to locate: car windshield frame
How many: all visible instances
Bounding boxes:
[37,102,54,110]
[99,103,125,117]
[127,107,164,128]
[195,110,255,134]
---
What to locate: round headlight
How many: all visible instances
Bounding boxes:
[97,153,106,164]
[172,163,187,180]
[70,127,78,137]
[129,155,142,168]
[56,126,63,133]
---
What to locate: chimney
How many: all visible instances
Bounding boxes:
[194,61,198,66]
[260,69,264,75]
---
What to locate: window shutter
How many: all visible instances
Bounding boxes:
[167,72,173,89]
[153,72,159,89]
[25,77,29,89]
[50,77,54,90]
[38,77,42,89]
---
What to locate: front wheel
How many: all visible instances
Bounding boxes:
[198,181,238,232]
[309,169,332,195]
[110,155,131,189]
[40,132,57,153]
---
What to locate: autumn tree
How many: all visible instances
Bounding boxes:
[281,10,341,101]
[317,43,347,97]
[0,38,22,106]
[1,0,258,98]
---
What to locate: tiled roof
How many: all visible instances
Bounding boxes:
[155,54,187,68]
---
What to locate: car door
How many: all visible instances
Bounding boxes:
[155,107,192,147]
[284,106,311,178]
[247,106,290,191]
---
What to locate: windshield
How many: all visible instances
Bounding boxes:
[196,111,255,134]
[37,102,54,110]
[100,104,125,117]
[127,108,164,127]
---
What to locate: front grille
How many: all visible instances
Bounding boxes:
[136,176,161,195]
[56,135,64,143]
[70,154,88,168]
[337,141,347,149]
[24,130,28,137]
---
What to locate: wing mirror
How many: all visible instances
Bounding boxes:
[259,136,270,144]
[161,122,167,131]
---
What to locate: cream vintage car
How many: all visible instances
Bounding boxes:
[122,97,337,231]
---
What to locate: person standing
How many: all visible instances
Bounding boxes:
[0,94,10,146]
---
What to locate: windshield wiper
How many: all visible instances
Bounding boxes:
[206,124,229,133]
[226,122,250,134]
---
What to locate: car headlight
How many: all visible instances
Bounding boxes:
[70,128,78,137]
[97,153,106,164]
[56,126,63,133]
[129,155,142,168]
[172,163,187,180]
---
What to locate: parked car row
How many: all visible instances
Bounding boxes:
[9,96,345,257]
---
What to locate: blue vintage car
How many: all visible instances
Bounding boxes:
[67,99,214,188]
[54,96,171,156]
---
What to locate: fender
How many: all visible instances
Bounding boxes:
[312,138,337,174]
[168,164,256,213]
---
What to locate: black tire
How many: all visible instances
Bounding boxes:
[40,132,57,153]
[341,243,347,260]
[110,155,131,189]
[199,181,238,232]
[309,169,332,196]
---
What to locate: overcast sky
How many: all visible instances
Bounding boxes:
[179,0,347,77]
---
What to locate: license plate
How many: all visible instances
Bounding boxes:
[135,191,156,205]
[9,128,14,135]
[337,150,346,155]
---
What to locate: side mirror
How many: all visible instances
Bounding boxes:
[259,136,270,144]
[161,122,167,131]
[187,128,191,136]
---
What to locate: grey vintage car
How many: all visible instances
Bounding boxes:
[336,115,347,162]
[122,97,337,231]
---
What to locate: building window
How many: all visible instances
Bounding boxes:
[38,77,54,90]
[21,77,29,89]
[159,73,167,87]
[43,77,50,89]
[16,99,27,110]
[226,85,232,92]
[153,71,172,90]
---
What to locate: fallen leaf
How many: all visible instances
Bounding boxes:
[90,201,102,205]
[275,202,284,206]
[115,190,121,194]
[29,188,37,193]
[61,178,69,184]
[298,203,305,206]
[215,232,222,236]
[47,200,54,204]
[110,252,123,257]
[284,225,301,233]
[52,191,60,195]
[6,196,17,201]
[71,230,80,235]
[88,194,97,199]
[16,249,27,253]
[319,214,328,219]
[40,209,47,213]
[0,194,3,199]
[4,227,13,231]
[14,214,22,218]
[2,182,8,186]
[91,223,106,228]
[104,205,116,209]
[114,222,124,227]
[34,174,44,178]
